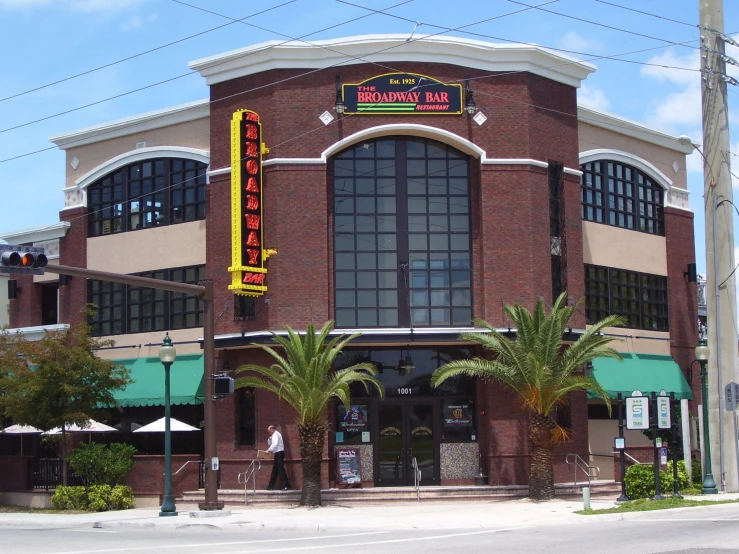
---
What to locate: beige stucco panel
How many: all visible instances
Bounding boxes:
[64,118,210,189]
[578,122,688,190]
[87,221,205,275]
[585,325,671,356]
[583,221,667,276]
[588,419,653,480]
[95,327,203,360]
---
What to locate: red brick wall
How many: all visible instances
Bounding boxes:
[125,455,201,498]
[664,207,699,406]
[0,456,31,491]
[58,206,88,327]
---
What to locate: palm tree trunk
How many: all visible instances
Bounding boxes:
[528,413,557,500]
[297,421,327,506]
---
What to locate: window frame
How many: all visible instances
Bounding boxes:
[87,158,207,237]
[584,264,669,331]
[581,160,664,236]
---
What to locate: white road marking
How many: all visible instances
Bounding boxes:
[42,531,389,554]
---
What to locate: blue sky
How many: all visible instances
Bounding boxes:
[0,0,737,277]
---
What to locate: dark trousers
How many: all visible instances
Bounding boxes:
[268,451,290,489]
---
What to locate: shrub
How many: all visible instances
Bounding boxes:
[68,442,136,486]
[666,460,691,490]
[625,460,692,499]
[51,486,88,510]
[51,484,134,512]
[692,459,702,485]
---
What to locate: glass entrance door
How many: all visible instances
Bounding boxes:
[375,400,439,486]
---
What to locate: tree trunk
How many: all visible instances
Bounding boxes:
[297,420,327,506]
[528,412,557,500]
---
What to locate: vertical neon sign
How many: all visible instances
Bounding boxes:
[228,109,268,296]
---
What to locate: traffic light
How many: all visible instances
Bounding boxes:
[0,244,48,275]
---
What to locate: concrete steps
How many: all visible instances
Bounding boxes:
[180,481,621,506]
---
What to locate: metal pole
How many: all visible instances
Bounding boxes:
[201,280,220,510]
[652,392,664,500]
[617,393,628,502]
[701,357,719,493]
[670,393,682,498]
[160,360,176,516]
[43,264,222,509]
[700,0,737,493]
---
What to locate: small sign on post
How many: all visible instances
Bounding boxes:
[614,437,625,450]
[660,448,668,465]
[657,396,671,429]
[626,396,650,430]
[725,381,739,412]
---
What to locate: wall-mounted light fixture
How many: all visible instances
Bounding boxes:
[397,351,415,376]
[684,262,697,283]
[334,75,345,114]
[464,78,477,115]
[59,274,72,286]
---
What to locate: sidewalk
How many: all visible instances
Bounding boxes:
[0,493,737,532]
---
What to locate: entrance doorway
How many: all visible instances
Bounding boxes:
[374,399,440,486]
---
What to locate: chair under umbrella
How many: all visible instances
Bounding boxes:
[133,417,200,433]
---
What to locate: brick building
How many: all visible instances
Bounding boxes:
[1,35,697,495]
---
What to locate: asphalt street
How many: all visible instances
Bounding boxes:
[2,504,739,554]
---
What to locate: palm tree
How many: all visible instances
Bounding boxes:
[234,321,384,506]
[431,292,624,500]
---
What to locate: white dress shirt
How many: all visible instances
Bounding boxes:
[267,430,285,453]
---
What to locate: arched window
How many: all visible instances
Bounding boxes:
[580,160,664,236]
[333,137,472,328]
[87,158,207,237]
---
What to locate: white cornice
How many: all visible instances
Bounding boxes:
[73,146,210,190]
[577,106,694,154]
[579,149,673,189]
[189,34,596,88]
[3,324,70,342]
[0,222,70,244]
[49,99,210,150]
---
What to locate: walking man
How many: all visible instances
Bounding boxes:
[264,425,291,490]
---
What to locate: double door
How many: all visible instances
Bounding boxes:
[374,399,440,486]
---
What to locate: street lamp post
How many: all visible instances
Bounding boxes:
[696,339,718,494]
[159,333,178,516]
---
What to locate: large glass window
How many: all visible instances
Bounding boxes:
[88,158,207,237]
[88,265,205,336]
[581,160,664,236]
[584,264,669,331]
[333,138,472,328]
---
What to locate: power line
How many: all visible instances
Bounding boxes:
[0,0,299,104]
[337,0,704,73]
[505,0,701,50]
[590,0,696,28]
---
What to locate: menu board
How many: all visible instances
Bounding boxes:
[336,447,362,485]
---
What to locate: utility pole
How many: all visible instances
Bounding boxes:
[699,0,738,492]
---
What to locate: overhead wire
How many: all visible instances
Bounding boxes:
[0,0,300,104]
[590,0,696,28]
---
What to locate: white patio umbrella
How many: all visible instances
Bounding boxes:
[2,424,42,455]
[133,417,200,433]
[42,419,118,435]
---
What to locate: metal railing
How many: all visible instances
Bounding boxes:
[565,453,600,487]
[411,457,422,502]
[613,451,647,466]
[27,458,84,490]
[237,460,262,504]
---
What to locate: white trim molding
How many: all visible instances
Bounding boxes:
[577,106,695,154]
[579,148,691,212]
[0,222,70,244]
[64,147,210,210]
[49,99,210,150]
[189,34,596,88]
[4,324,70,342]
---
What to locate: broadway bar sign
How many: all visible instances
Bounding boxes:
[342,72,462,115]
[228,109,268,296]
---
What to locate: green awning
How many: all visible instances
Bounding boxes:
[588,353,693,401]
[109,354,204,407]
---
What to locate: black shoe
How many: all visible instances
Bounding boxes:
[266,487,274,491]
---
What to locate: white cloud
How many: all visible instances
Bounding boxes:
[121,12,157,31]
[0,0,143,10]
[578,85,612,112]
[556,31,603,54]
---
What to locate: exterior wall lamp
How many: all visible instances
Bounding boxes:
[334,75,345,114]
[464,78,477,115]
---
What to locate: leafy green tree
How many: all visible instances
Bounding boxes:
[68,442,136,486]
[0,319,131,484]
[235,321,384,506]
[431,292,623,500]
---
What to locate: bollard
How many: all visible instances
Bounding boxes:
[582,486,591,510]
